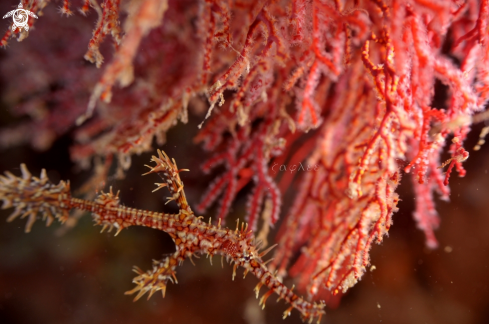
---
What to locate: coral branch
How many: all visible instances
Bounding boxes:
[1,0,489,320]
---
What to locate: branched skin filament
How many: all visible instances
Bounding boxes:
[0,150,325,323]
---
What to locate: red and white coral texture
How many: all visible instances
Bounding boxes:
[1,0,489,311]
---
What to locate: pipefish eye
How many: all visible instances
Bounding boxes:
[243,255,251,262]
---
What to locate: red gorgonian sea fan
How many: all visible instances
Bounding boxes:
[1,0,489,321]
